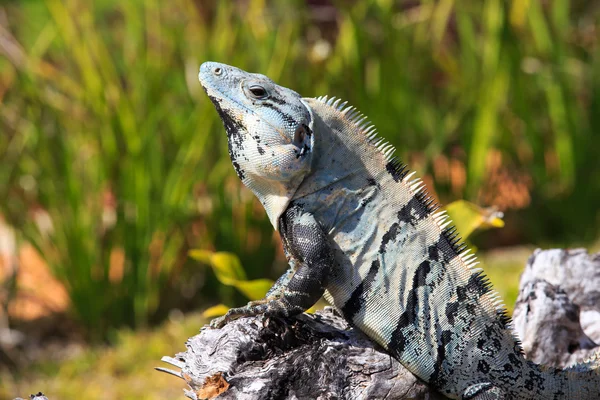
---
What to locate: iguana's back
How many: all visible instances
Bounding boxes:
[294,97,558,398]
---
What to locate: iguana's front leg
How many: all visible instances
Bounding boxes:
[209,204,332,328]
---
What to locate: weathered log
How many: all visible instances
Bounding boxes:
[13,392,49,400]
[158,308,444,400]
[512,248,600,367]
[160,249,600,399]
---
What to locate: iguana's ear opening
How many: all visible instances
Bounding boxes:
[298,98,315,158]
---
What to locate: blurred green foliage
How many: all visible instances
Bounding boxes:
[0,0,599,338]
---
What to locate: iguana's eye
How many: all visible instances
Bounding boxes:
[248,85,268,99]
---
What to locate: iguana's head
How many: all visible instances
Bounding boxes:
[199,62,314,229]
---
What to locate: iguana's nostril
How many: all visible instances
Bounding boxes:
[214,67,222,76]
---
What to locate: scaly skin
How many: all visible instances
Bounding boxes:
[198,62,600,399]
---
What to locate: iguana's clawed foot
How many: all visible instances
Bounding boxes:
[208,300,272,329]
[208,309,243,329]
[208,315,228,329]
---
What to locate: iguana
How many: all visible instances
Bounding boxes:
[198,62,600,399]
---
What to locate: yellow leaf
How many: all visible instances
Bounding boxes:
[188,249,213,264]
[233,279,274,301]
[202,304,230,318]
[190,250,247,286]
[189,249,274,300]
[305,299,328,314]
[445,200,504,240]
[210,252,247,284]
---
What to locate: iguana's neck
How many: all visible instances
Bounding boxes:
[294,97,390,200]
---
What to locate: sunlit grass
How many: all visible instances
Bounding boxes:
[0,312,205,400]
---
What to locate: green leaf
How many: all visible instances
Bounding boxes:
[190,250,269,300]
[187,249,214,264]
[202,304,230,318]
[445,200,504,240]
[189,250,247,285]
[233,279,274,301]
[209,252,247,284]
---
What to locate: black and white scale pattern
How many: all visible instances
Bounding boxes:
[199,62,600,399]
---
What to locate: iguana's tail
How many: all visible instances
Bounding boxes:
[466,357,600,399]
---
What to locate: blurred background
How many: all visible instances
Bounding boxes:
[0,0,599,398]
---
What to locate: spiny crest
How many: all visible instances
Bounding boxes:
[317,96,487,268]
[317,94,521,352]
[316,96,397,159]
[434,206,520,349]
[412,174,519,346]
[564,351,600,375]
[579,352,600,371]
[316,95,413,185]
[315,98,475,271]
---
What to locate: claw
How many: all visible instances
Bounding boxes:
[209,314,230,329]
[207,302,270,329]
[209,318,221,329]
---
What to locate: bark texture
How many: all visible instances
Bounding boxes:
[512,248,600,367]
[159,249,600,399]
